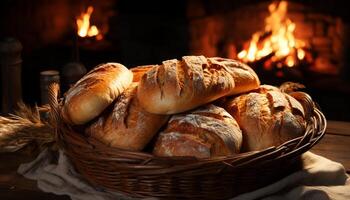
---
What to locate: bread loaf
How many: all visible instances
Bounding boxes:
[137,56,260,114]
[86,83,169,151]
[224,85,306,151]
[153,104,242,158]
[62,63,133,125]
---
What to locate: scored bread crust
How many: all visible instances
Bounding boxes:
[224,85,306,151]
[86,83,169,151]
[62,63,133,125]
[153,104,242,158]
[137,56,260,114]
[131,65,154,82]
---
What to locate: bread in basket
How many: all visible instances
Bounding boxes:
[48,56,326,199]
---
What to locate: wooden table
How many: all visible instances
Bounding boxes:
[0,120,349,200]
[311,120,350,173]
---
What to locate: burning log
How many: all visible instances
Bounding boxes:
[236,0,312,74]
[246,52,275,69]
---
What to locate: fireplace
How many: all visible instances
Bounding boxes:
[0,0,349,120]
[188,0,350,120]
[189,0,349,74]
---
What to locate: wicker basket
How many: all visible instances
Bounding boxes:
[48,84,326,200]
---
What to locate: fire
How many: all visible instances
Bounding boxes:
[237,1,306,67]
[76,6,103,40]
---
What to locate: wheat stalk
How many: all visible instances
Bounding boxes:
[0,102,55,152]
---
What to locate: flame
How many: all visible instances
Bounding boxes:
[297,49,305,60]
[237,1,306,67]
[76,6,103,39]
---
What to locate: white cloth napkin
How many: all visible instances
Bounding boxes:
[17,149,350,200]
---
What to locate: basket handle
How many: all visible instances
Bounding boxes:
[48,83,61,128]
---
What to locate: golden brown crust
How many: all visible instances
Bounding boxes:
[137,56,260,114]
[153,104,242,158]
[62,63,133,125]
[86,83,169,151]
[224,85,306,151]
[131,65,154,82]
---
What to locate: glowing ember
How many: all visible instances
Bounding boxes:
[237,1,306,67]
[76,6,103,40]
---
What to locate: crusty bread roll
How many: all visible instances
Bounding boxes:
[153,104,242,158]
[224,85,306,151]
[62,63,133,125]
[131,65,153,82]
[137,56,260,114]
[86,83,169,151]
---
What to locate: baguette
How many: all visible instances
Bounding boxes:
[62,63,133,125]
[137,56,260,114]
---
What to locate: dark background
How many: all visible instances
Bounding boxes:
[0,0,350,120]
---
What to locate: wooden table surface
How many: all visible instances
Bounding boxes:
[0,120,349,200]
